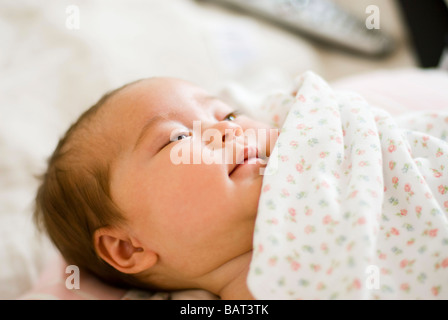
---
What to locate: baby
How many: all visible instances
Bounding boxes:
[36,71,448,300]
[34,77,279,300]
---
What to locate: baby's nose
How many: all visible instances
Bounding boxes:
[204,121,243,149]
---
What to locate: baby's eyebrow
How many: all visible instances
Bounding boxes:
[134,115,169,151]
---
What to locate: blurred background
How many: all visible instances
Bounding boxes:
[0,0,447,299]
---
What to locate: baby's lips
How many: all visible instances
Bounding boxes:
[228,145,258,176]
[244,145,258,162]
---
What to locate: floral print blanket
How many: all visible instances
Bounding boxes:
[248,71,448,299]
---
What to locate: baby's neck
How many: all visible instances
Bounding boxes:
[218,265,254,300]
[203,251,254,300]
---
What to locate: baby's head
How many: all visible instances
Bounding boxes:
[35,77,277,292]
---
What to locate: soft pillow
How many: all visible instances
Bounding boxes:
[19,255,218,300]
[18,256,128,300]
[331,68,448,115]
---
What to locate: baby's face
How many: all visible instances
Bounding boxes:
[106,78,277,278]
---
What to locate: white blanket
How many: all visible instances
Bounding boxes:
[248,71,448,299]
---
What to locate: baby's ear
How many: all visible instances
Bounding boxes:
[93,227,157,274]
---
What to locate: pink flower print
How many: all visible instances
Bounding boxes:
[407,238,415,246]
[286,232,296,241]
[320,243,329,254]
[322,215,332,225]
[432,168,443,178]
[378,252,387,260]
[319,151,328,158]
[359,161,368,167]
[389,161,396,170]
[444,201,448,210]
[304,225,315,234]
[296,158,311,173]
[281,155,289,162]
[353,278,361,290]
[404,184,411,193]
[268,256,277,266]
[421,135,429,148]
[348,190,358,199]
[391,227,400,236]
[381,267,391,275]
[263,184,271,193]
[400,209,408,216]
[438,184,448,195]
[291,261,301,271]
[286,174,295,184]
[429,228,438,237]
[431,286,440,297]
[392,176,399,189]
[400,283,410,293]
[288,207,296,217]
[415,206,422,217]
[316,282,326,291]
[297,94,306,102]
[310,264,321,272]
[321,180,330,189]
[346,241,355,252]
[281,188,290,197]
[436,148,444,157]
[289,140,298,149]
[388,144,397,153]
[305,206,313,216]
[330,134,342,144]
[357,217,366,225]
[400,259,408,268]
[442,258,448,268]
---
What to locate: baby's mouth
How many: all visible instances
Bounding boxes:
[228,146,260,176]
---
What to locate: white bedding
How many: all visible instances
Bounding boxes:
[248,71,448,299]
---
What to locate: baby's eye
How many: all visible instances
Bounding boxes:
[170,131,191,142]
[223,110,241,121]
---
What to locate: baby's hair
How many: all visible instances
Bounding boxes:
[34,80,151,289]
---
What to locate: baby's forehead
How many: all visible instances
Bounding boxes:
[118,77,206,100]
[106,77,214,119]
[96,76,215,138]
